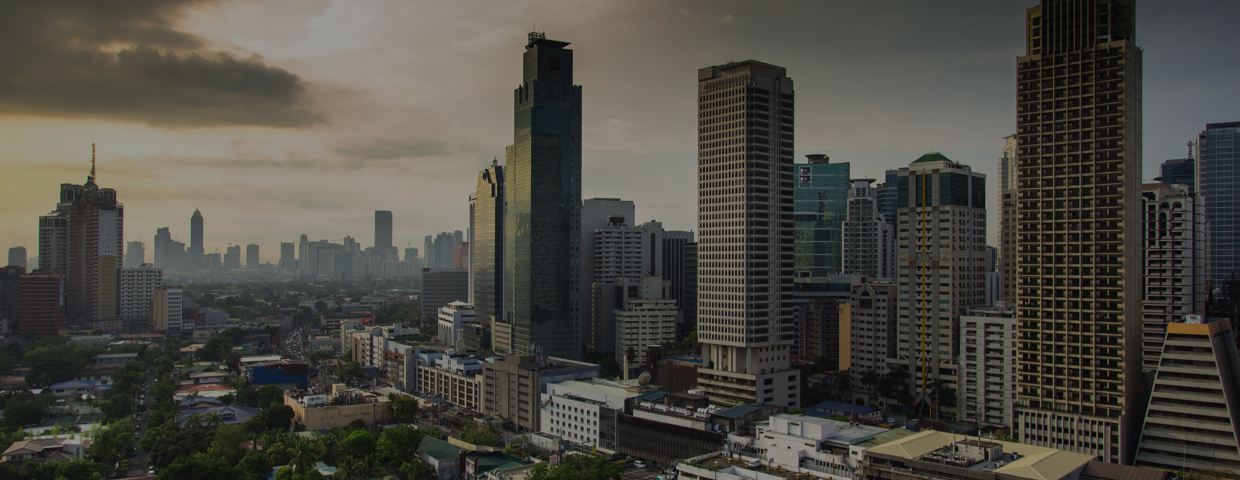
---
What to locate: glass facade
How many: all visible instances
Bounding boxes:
[504,34,582,360]
[472,165,504,326]
[1201,122,1240,286]
[793,160,850,276]
[1154,158,1195,194]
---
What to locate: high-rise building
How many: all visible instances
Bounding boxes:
[682,242,698,339]
[404,247,418,262]
[343,236,361,256]
[504,32,582,360]
[224,245,241,270]
[1140,183,1206,369]
[423,235,433,270]
[695,60,800,407]
[19,273,63,337]
[793,154,850,277]
[581,198,636,343]
[1200,121,1240,287]
[189,208,204,269]
[1013,0,1142,464]
[877,168,907,233]
[999,134,1020,304]
[421,268,469,332]
[119,264,162,331]
[846,277,897,407]
[375,210,393,251]
[1135,316,1240,471]
[153,227,185,271]
[246,244,259,268]
[298,234,310,273]
[123,241,144,269]
[613,277,679,369]
[894,152,987,421]
[65,154,123,328]
[280,242,295,263]
[999,134,1019,192]
[470,162,505,327]
[959,303,1018,430]
[38,212,68,275]
[841,179,896,278]
[0,267,21,330]
[7,247,26,269]
[1154,157,1195,194]
[150,285,183,333]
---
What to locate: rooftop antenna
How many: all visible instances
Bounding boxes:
[90,143,96,180]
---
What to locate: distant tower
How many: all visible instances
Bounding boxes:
[189,209,204,269]
[7,246,26,269]
[375,211,393,251]
[246,244,260,268]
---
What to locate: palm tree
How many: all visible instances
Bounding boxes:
[185,412,204,428]
[401,461,435,480]
[351,454,385,480]
[318,434,344,466]
[289,446,320,475]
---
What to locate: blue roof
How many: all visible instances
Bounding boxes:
[812,400,878,415]
[714,404,776,418]
[663,355,703,364]
[50,380,96,389]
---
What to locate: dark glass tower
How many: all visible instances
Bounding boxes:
[189,208,204,269]
[1013,0,1142,464]
[1199,122,1240,286]
[375,210,393,252]
[471,162,505,327]
[504,32,582,360]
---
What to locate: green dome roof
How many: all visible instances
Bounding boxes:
[912,152,953,164]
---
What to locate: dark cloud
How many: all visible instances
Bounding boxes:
[333,136,452,160]
[0,0,323,127]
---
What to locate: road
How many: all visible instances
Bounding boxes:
[125,362,157,477]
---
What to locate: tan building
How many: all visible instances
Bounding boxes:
[417,354,483,411]
[482,355,599,432]
[283,390,391,431]
[847,277,898,408]
[1012,0,1144,464]
[1140,183,1206,369]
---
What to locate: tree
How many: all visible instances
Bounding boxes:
[400,461,436,480]
[208,424,247,465]
[316,433,345,467]
[200,336,235,362]
[158,453,237,480]
[275,466,325,480]
[235,379,259,407]
[377,425,425,463]
[237,449,272,480]
[23,344,101,387]
[342,430,377,457]
[221,328,247,344]
[339,454,385,480]
[265,325,281,338]
[257,385,284,409]
[18,460,59,480]
[289,446,320,475]
[87,419,135,477]
[528,453,623,480]
[255,404,295,431]
[4,396,49,428]
[459,423,499,446]
[55,459,104,480]
[386,393,420,423]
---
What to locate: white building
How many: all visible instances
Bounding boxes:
[119,263,162,321]
[959,303,1017,429]
[847,278,897,408]
[1141,182,1207,369]
[437,301,474,347]
[348,324,419,369]
[614,277,679,368]
[150,285,183,334]
[540,379,639,453]
[842,179,896,278]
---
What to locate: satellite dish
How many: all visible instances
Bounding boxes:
[637,372,652,386]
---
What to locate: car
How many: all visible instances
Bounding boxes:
[148,468,155,476]
[634,460,646,469]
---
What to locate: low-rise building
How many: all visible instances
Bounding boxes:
[807,400,882,423]
[247,360,309,388]
[437,301,474,347]
[539,379,642,454]
[175,405,260,425]
[417,352,483,411]
[93,353,138,366]
[2,437,86,466]
[283,389,392,430]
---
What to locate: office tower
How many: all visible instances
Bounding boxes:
[658,226,696,339]
[793,154,850,277]
[798,298,843,360]
[504,32,583,360]
[471,163,505,327]
[959,303,1018,430]
[1135,317,1240,471]
[153,227,186,271]
[189,208,204,269]
[204,252,220,270]
[1200,122,1240,287]
[1140,183,1206,369]
[1154,157,1195,194]
[422,268,469,331]
[1013,0,1142,464]
[877,168,907,230]
[0,267,20,329]
[423,236,433,269]
[452,243,469,269]
[38,213,68,275]
[682,242,698,339]
[1000,189,1018,302]
[123,241,143,268]
[298,234,310,273]
[404,247,418,262]
[65,155,123,327]
[431,232,456,269]
[224,245,241,270]
[343,236,361,255]
[790,274,851,357]
[841,179,896,278]
[279,242,295,271]
[19,273,64,337]
[999,134,1019,192]
[581,198,636,343]
[895,153,987,420]
[150,285,183,333]
[846,277,897,407]
[7,247,26,269]
[119,264,162,331]
[245,244,259,268]
[375,210,393,251]
[613,277,679,369]
[696,60,800,407]
[594,217,644,281]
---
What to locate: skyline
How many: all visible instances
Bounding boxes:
[3,0,1239,263]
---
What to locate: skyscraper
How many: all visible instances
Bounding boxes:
[581,198,636,344]
[280,242,295,263]
[471,162,505,328]
[375,210,393,251]
[123,241,144,269]
[246,244,260,268]
[7,247,26,269]
[695,60,800,407]
[504,32,582,360]
[999,135,1019,302]
[1154,157,1195,193]
[894,153,987,420]
[65,150,124,328]
[189,208,204,269]
[224,245,241,270]
[1140,183,1206,369]
[1013,0,1142,464]
[841,179,896,278]
[1199,121,1240,287]
[793,154,850,277]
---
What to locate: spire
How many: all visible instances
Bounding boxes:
[85,143,98,188]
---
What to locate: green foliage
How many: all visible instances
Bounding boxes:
[234,379,258,407]
[275,466,325,480]
[376,425,425,463]
[264,325,281,338]
[207,424,247,465]
[54,459,105,480]
[144,419,218,469]
[200,336,235,362]
[23,344,103,387]
[400,461,435,480]
[386,393,420,423]
[18,460,59,480]
[458,423,499,446]
[257,385,284,409]
[342,430,377,457]
[220,328,247,344]
[2,393,48,428]
[527,453,623,480]
[237,449,273,480]
[87,419,135,477]
[158,453,238,480]
[251,404,295,432]
[336,454,385,480]
[0,430,26,454]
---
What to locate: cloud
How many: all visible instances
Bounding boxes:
[717,14,736,25]
[0,0,323,127]
[333,136,452,160]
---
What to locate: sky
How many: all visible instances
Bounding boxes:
[2,0,1238,264]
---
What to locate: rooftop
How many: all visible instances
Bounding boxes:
[811,400,878,415]
[912,152,954,164]
[864,430,1096,480]
[715,404,777,419]
[420,436,463,461]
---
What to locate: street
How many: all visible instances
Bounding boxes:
[126,362,157,477]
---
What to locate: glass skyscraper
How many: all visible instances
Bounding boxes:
[1200,122,1240,287]
[504,32,582,360]
[1154,157,1195,193]
[470,162,504,329]
[793,154,849,277]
